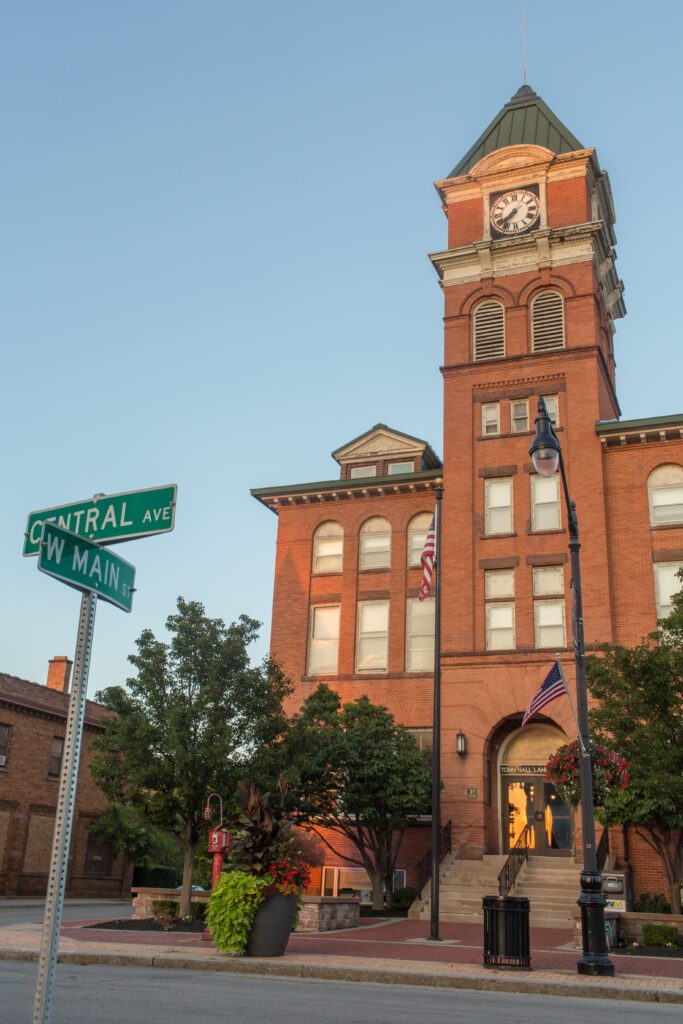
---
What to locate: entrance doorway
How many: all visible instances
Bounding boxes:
[503,775,572,854]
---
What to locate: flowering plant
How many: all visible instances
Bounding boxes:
[545,740,630,808]
[263,857,311,896]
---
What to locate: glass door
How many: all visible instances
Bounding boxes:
[504,777,572,855]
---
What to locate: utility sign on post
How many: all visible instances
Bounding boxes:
[23,483,177,556]
[38,523,135,612]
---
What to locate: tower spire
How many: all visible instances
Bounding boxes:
[521,0,527,85]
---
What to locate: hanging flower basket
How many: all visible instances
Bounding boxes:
[545,741,630,808]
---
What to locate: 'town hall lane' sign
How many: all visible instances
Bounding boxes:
[23,484,177,556]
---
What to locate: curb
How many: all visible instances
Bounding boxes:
[1,947,681,1004]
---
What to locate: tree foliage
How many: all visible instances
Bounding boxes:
[586,579,683,913]
[279,684,432,910]
[90,597,291,916]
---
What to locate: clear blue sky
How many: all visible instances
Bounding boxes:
[2,2,681,695]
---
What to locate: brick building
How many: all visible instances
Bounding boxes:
[0,656,128,898]
[252,85,682,903]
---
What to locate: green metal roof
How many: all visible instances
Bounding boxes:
[596,414,683,433]
[448,85,584,178]
[251,467,442,506]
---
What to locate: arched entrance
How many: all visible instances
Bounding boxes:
[499,724,572,856]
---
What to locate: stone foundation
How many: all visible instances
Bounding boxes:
[295,896,360,932]
[131,887,210,920]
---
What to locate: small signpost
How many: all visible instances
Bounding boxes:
[27,486,176,1024]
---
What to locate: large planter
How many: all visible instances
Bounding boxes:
[245,893,298,957]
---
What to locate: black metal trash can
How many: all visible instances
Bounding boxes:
[483,895,531,969]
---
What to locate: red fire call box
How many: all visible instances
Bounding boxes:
[208,827,231,853]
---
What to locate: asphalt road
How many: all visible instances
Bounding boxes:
[1,962,678,1024]
[0,900,132,928]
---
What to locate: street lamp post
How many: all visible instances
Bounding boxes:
[529,398,614,977]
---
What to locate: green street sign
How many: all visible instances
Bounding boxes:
[24,484,177,556]
[38,523,136,612]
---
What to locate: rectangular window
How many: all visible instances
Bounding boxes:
[651,486,683,525]
[356,600,389,672]
[350,465,377,479]
[486,602,515,650]
[0,724,10,768]
[485,478,513,535]
[307,605,340,675]
[485,568,515,600]
[84,838,113,877]
[531,474,561,531]
[406,598,435,671]
[48,736,64,779]
[481,403,500,436]
[534,600,566,649]
[511,400,529,433]
[654,562,683,619]
[542,395,559,427]
[407,728,433,754]
[533,565,564,597]
[387,461,413,475]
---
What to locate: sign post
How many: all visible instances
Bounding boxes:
[27,490,161,1024]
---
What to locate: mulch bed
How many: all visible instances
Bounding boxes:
[86,919,206,933]
[612,945,683,958]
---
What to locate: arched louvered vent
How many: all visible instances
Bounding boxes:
[531,291,565,352]
[473,301,505,361]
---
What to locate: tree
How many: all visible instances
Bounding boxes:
[91,598,291,917]
[586,590,683,912]
[280,685,432,910]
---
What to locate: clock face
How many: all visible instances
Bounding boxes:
[490,188,540,236]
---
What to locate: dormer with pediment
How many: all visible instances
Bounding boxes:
[332,424,442,481]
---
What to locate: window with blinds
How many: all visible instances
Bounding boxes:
[473,301,505,361]
[531,291,564,352]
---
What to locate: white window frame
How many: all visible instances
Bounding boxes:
[307,605,341,676]
[530,474,561,532]
[484,569,515,600]
[485,478,513,536]
[359,517,392,571]
[407,512,433,567]
[534,599,566,649]
[541,394,559,428]
[532,565,564,597]
[407,728,433,753]
[350,465,377,479]
[511,399,529,433]
[653,561,683,620]
[312,522,344,574]
[387,461,413,475]
[482,403,500,436]
[405,597,435,672]
[485,602,515,651]
[648,465,683,527]
[356,600,389,673]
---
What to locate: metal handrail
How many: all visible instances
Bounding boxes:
[498,824,530,896]
[417,819,452,893]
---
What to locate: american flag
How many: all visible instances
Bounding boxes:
[418,512,436,601]
[521,660,568,727]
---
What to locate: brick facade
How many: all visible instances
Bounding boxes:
[0,664,128,898]
[252,90,681,905]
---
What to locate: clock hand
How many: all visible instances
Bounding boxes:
[502,204,521,224]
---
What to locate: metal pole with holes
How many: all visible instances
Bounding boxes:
[32,592,98,1024]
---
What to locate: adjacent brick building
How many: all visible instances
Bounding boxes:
[252,85,682,902]
[0,656,128,897]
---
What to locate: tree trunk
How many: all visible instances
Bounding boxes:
[370,870,384,911]
[179,839,195,918]
[670,878,682,916]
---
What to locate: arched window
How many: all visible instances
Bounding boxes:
[407,512,433,567]
[473,300,505,361]
[359,517,391,570]
[647,465,683,526]
[312,521,343,574]
[531,291,565,352]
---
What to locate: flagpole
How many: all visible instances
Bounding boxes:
[429,481,443,942]
[555,655,586,753]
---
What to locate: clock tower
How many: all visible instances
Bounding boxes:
[429,84,626,857]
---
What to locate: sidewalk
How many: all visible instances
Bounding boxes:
[1,915,682,1004]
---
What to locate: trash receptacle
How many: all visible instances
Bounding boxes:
[483,895,531,969]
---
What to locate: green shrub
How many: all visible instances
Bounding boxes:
[641,922,679,947]
[634,892,672,914]
[151,900,179,920]
[390,886,419,912]
[205,871,268,954]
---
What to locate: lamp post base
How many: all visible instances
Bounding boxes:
[576,870,615,977]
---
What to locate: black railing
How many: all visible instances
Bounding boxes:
[596,826,610,870]
[498,825,530,897]
[416,819,452,893]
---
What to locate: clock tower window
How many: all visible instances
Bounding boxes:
[531,291,565,352]
[473,300,505,361]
